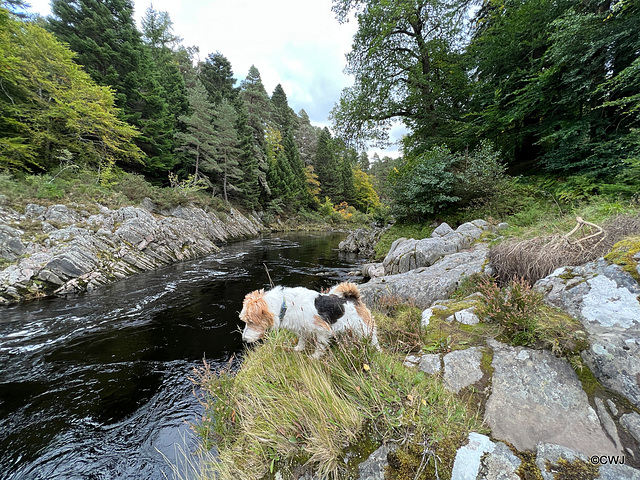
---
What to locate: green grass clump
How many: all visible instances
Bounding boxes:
[192,330,483,480]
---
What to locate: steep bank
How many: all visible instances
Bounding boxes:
[0,200,267,305]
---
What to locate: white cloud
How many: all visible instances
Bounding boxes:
[24,0,402,157]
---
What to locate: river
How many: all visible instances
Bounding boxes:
[0,233,364,479]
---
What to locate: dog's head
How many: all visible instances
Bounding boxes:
[239,289,275,343]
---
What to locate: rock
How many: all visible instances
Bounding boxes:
[449,307,480,326]
[450,432,495,480]
[620,412,640,444]
[431,222,454,237]
[421,308,433,326]
[24,203,46,220]
[595,397,622,450]
[443,347,484,393]
[485,341,619,455]
[0,225,26,261]
[477,441,521,480]
[535,259,640,407]
[338,225,388,257]
[357,443,397,480]
[417,354,441,375]
[360,244,489,309]
[44,204,79,225]
[536,442,640,480]
[361,262,384,279]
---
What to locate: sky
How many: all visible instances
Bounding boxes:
[24,0,404,158]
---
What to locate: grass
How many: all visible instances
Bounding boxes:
[373,222,435,260]
[191,329,483,480]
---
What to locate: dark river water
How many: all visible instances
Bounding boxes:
[0,233,364,480]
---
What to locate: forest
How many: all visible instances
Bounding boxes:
[1,0,638,223]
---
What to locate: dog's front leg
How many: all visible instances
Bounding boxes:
[311,332,331,359]
[294,335,307,352]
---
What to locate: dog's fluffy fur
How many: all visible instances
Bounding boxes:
[240,282,379,358]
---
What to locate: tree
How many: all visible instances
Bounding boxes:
[357,151,370,171]
[466,0,640,176]
[174,78,218,179]
[48,0,173,178]
[352,168,380,212]
[0,9,142,172]
[240,65,272,203]
[233,98,261,209]
[314,127,342,201]
[213,99,244,203]
[271,83,295,133]
[294,109,318,166]
[330,0,472,150]
[200,52,238,106]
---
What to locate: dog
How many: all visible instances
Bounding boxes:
[239,282,379,358]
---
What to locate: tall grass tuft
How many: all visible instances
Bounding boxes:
[192,329,482,479]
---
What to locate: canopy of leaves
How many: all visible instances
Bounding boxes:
[0,8,142,172]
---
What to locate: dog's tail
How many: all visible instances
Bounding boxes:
[330,282,361,301]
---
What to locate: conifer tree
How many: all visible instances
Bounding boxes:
[339,159,356,205]
[294,109,318,166]
[213,99,244,204]
[233,98,261,209]
[270,84,295,133]
[174,78,218,179]
[357,151,370,171]
[200,52,238,106]
[240,65,272,203]
[314,127,342,201]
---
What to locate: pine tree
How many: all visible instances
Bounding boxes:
[174,78,218,179]
[233,98,261,209]
[200,52,238,106]
[294,109,318,166]
[357,151,370,172]
[283,131,308,207]
[314,127,342,201]
[213,100,244,204]
[270,84,295,133]
[240,65,272,204]
[339,159,356,205]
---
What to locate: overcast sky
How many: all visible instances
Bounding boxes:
[25,0,403,158]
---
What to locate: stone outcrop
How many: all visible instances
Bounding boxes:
[535,259,640,407]
[484,340,619,455]
[381,220,496,275]
[338,225,389,258]
[359,243,489,309]
[0,201,266,305]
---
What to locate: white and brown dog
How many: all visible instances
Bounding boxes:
[239,282,379,358]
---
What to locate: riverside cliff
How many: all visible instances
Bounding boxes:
[0,200,267,305]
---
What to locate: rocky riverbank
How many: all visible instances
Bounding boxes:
[0,200,267,305]
[342,220,640,480]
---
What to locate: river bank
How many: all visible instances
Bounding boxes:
[196,217,640,480]
[0,199,271,305]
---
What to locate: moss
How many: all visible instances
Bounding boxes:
[515,451,544,480]
[545,457,599,480]
[386,437,461,480]
[421,313,498,355]
[604,235,640,282]
[575,361,607,401]
[557,268,578,280]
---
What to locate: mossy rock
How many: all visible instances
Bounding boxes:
[605,235,640,283]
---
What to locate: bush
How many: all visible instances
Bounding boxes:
[476,276,543,346]
[390,142,509,221]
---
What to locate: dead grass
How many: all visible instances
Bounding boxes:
[490,213,640,285]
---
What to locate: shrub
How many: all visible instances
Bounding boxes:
[476,277,543,346]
